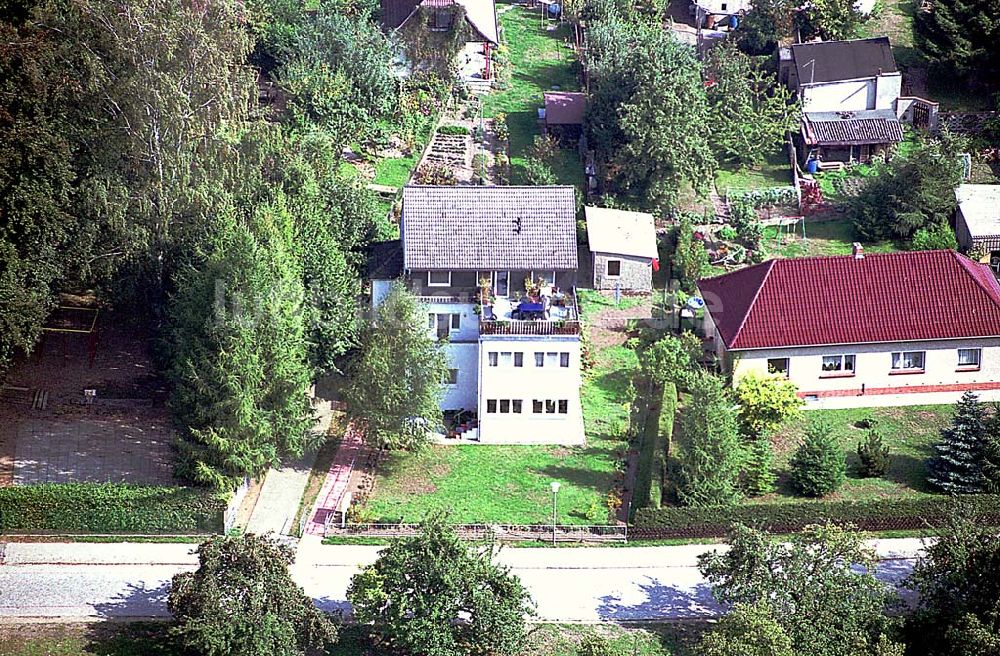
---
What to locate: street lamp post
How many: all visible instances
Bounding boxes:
[550,481,561,545]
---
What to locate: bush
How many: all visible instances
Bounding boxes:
[0,483,227,533]
[633,383,677,512]
[790,419,846,497]
[632,495,1000,539]
[437,124,470,135]
[492,112,509,143]
[523,156,557,185]
[857,427,891,478]
[909,220,957,251]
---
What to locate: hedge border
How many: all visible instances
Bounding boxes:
[0,483,227,534]
[632,494,1000,539]
[633,383,677,514]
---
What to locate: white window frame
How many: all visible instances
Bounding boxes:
[767,358,790,377]
[821,354,856,374]
[891,350,926,372]
[494,271,510,297]
[606,259,622,277]
[958,348,982,369]
[427,271,451,287]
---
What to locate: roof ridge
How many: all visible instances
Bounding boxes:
[728,259,777,349]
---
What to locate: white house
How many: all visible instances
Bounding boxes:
[780,38,905,164]
[698,248,1000,408]
[370,185,585,444]
[585,206,658,292]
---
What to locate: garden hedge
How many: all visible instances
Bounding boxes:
[632,494,1000,539]
[632,383,677,514]
[0,483,227,534]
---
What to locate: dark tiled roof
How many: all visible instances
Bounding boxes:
[791,37,897,84]
[802,109,903,145]
[368,240,404,280]
[401,185,579,271]
[699,250,1000,350]
[380,0,421,30]
[544,92,587,125]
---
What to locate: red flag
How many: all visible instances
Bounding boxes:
[651,258,660,272]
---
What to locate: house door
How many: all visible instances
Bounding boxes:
[436,314,451,340]
[494,271,509,297]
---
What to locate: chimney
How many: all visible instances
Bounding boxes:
[852,242,864,259]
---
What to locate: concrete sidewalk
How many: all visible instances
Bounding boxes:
[245,455,315,536]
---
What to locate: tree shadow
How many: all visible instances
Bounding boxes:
[596,577,721,621]
[84,621,175,655]
[536,464,613,492]
[91,580,173,620]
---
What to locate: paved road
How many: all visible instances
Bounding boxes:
[0,539,924,622]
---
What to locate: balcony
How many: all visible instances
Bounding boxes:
[479,289,580,337]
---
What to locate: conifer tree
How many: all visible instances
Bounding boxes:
[675,372,744,507]
[928,391,987,494]
[982,405,1000,494]
[790,419,845,497]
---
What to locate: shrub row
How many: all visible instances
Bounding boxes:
[0,483,227,534]
[632,383,677,514]
[632,494,1000,539]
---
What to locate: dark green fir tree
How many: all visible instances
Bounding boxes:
[928,391,987,494]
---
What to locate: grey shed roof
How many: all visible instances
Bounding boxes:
[401,185,579,271]
[802,109,903,145]
[790,37,897,85]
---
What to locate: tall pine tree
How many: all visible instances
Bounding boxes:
[675,372,744,507]
[915,0,1000,80]
[928,391,987,494]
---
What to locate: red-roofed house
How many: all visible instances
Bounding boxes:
[698,248,1000,405]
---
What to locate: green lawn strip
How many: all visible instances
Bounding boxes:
[0,622,704,656]
[714,150,792,195]
[763,404,952,503]
[484,5,583,187]
[576,288,649,322]
[762,218,904,259]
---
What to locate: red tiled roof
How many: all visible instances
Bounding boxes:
[698,250,1000,350]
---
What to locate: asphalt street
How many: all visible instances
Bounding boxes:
[0,539,924,622]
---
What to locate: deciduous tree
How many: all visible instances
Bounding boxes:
[169,534,337,656]
[347,514,535,656]
[698,601,795,656]
[734,371,803,437]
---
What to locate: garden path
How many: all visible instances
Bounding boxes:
[303,421,366,536]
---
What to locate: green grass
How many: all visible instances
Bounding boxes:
[362,295,639,525]
[760,404,954,503]
[484,5,584,188]
[762,219,903,258]
[714,150,792,195]
[373,153,421,188]
[0,623,704,656]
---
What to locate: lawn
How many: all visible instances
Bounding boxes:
[762,218,903,258]
[362,343,636,525]
[484,4,584,188]
[0,622,705,656]
[714,150,792,196]
[761,404,954,503]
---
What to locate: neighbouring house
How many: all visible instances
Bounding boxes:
[780,38,907,165]
[380,0,499,88]
[699,248,1000,407]
[690,0,747,31]
[584,206,658,292]
[370,185,585,444]
[541,91,587,140]
[955,185,1000,273]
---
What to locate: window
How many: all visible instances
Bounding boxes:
[431,313,460,339]
[451,314,461,330]
[494,271,510,297]
[428,271,451,287]
[821,354,856,374]
[499,399,511,414]
[720,2,727,9]
[512,400,523,414]
[535,352,544,367]
[558,400,569,414]
[891,351,925,372]
[545,352,559,367]
[607,260,622,277]
[487,399,497,413]
[499,351,513,367]
[560,352,570,368]
[443,369,458,385]
[546,400,557,414]
[533,399,543,413]
[958,348,982,369]
[767,358,790,376]
[514,352,524,368]
[488,352,498,367]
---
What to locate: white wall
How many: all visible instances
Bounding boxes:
[423,301,480,343]
[695,0,749,15]
[372,279,394,314]
[442,342,478,410]
[730,337,1000,395]
[477,335,585,444]
[800,74,901,112]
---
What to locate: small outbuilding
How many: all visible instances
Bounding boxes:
[956,184,1000,273]
[542,91,587,139]
[585,206,658,292]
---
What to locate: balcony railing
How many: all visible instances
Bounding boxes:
[480,320,581,336]
[415,294,468,304]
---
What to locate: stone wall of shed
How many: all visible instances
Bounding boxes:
[592,253,652,291]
